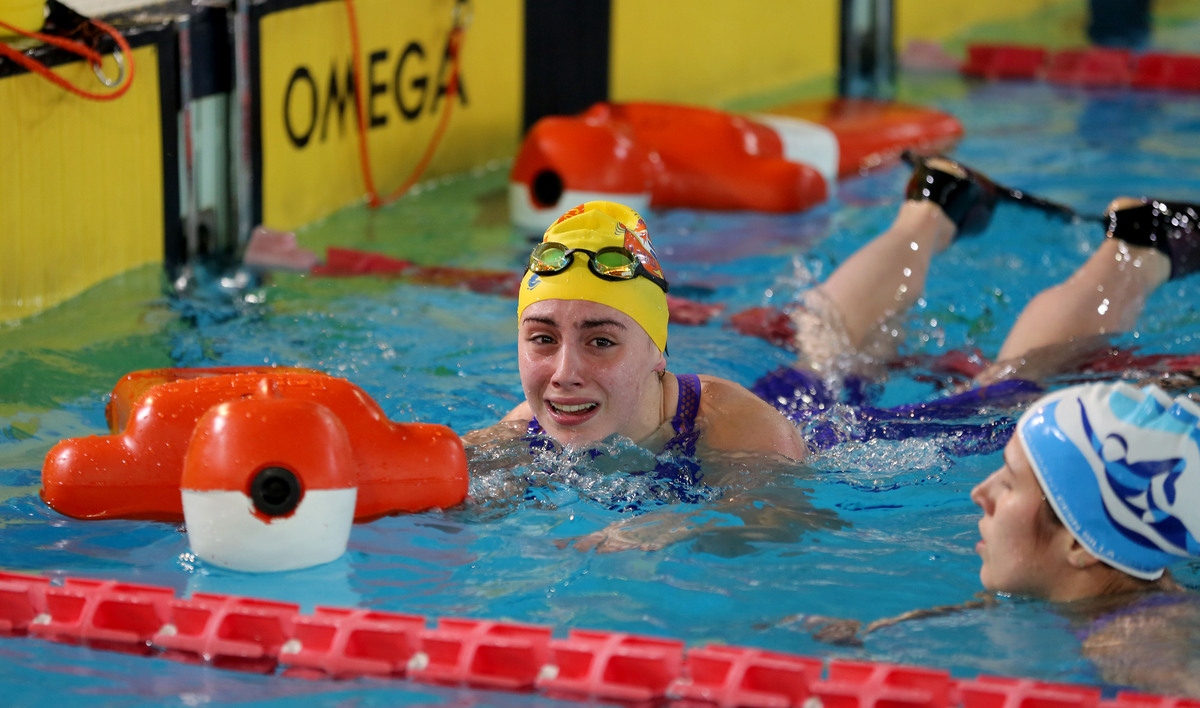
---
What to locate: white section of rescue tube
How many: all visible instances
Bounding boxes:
[750,115,840,191]
[182,487,357,572]
[509,182,652,234]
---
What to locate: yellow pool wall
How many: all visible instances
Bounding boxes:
[3,0,1184,324]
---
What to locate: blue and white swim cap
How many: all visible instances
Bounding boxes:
[1017,382,1200,580]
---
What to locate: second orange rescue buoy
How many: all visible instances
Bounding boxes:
[41,367,469,525]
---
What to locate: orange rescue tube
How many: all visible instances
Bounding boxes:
[41,367,469,522]
[509,98,964,232]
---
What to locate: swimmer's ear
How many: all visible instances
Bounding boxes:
[1064,538,1102,570]
[652,351,667,373]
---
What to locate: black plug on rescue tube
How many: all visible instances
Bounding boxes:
[250,466,302,517]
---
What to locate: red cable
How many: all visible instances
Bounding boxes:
[343,0,379,205]
[0,16,136,100]
[343,0,464,209]
[372,25,462,208]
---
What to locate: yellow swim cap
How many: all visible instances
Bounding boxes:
[518,201,669,353]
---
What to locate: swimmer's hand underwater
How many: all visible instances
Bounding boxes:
[559,489,847,554]
[559,510,701,553]
[754,614,871,647]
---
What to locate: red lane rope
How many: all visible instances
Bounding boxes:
[0,16,135,100]
[0,569,1188,705]
[343,0,465,209]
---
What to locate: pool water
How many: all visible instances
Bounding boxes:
[2,77,1200,705]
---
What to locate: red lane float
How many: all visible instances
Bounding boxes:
[509,98,964,232]
[962,44,1200,91]
[0,570,1195,705]
[40,367,469,570]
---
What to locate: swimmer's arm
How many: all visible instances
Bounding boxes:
[460,402,532,446]
[1081,598,1200,697]
[500,401,533,423]
[786,594,997,647]
[859,597,995,634]
[697,376,809,462]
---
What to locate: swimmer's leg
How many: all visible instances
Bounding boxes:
[902,151,1002,238]
[742,156,1000,366]
[729,202,952,369]
[806,158,978,360]
[978,196,1177,385]
[737,156,1080,374]
[1107,198,1200,281]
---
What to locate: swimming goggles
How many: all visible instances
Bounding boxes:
[527,242,669,292]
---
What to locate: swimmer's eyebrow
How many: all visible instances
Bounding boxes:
[1001,447,1014,472]
[999,446,1024,482]
[520,316,627,331]
[580,319,626,330]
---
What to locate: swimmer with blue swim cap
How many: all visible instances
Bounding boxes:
[973,381,1200,600]
[801,381,1200,697]
[1017,382,1200,581]
[970,381,1200,698]
[465,200,808,462]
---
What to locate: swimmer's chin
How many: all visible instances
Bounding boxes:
[537,418,618,448]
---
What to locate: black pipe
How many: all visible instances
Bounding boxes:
[838,0,895,99]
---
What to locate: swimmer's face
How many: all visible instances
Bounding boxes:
[518,299,667,446]
[970,438,1075,600]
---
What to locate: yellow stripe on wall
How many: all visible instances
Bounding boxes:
[610,1,840,106]
[610,1,1091,107]
[0,46,164,324]
[896,0,1088,50]
[259,0,522,231]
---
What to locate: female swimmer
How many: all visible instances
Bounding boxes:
[463,201,809,466]
[795,381,1200,698]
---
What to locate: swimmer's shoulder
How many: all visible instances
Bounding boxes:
[694,374,810,461]
[501,400,533,423]
[1081,591,1200,697]
[694,374,752,403]
[462,402,532,446]
[694,374,781,411]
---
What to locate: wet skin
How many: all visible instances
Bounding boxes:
[971,438,1076,599]
[517,299,667,447]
